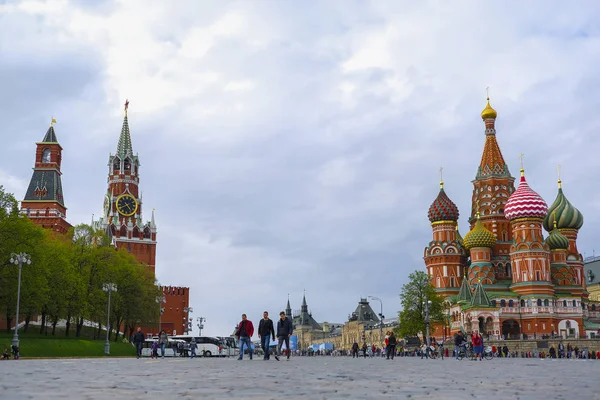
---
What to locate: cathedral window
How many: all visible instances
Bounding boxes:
[508,300,514,307]
[544,299,549,307]
[42,148,51,163]
[500,299,506,307]
[491,300,497,307]
[536,299,542,307]
[521,299,525,307]
[506,263,511,277]
[563,300,567,307]
[572,300,577,307]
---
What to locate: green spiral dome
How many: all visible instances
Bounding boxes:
[543,185,583,232]
[546,223,570,250]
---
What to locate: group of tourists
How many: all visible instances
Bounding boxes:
[235,311,293,361]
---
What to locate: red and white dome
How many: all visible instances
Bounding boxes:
[504,170,548,221]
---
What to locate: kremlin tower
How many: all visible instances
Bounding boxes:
[425,96,593,340]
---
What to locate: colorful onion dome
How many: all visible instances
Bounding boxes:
[546,221,570,250]
[463,214,497,250]
[542,180,584,232]
[481,98,497,120]
[427,182,459,223]
[504,169,548,221]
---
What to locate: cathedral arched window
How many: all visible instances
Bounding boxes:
[491,300,497,307]
[572,300,577,307]
[536,299,542,307]
[113,157,120,173]
[42,148,51,163]
[506,263,511,277]
[527,299,532,307]
[563,300,567,307]
[500,299,506,307]
[521,299,525,307]
[508,300,514,307]
[544,299,549,307]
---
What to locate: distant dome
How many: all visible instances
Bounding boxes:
[543,183,583,232]
[504,170,548,221]
[463,217,497,250]
[546,222,570,250]
[428,184,459,223]
[481,98,497,120]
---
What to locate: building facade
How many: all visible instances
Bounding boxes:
[95,101,190,336]
[424,98,600,340]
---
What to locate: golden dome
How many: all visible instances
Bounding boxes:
[481,98,497,120]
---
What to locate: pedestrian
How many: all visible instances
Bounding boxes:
[471,331,483,361]
[351,342,359,358]
[258,311,276,360]
[362,342,368,358]
[132,327,145,359]
[11,345,19,360]
[190,339,198,358]
[158,329,168,358]
[275,311,293,361]
[151,340,159,359]
[235,313,255,360]
[386,331,397,360]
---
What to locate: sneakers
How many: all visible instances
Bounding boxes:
[274,356,280,361]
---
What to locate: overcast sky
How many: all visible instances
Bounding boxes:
[2,0,600,337]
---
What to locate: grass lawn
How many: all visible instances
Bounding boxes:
[0,327,136,358]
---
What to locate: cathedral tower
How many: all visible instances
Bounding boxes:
[470,98,515,281]
[424,176,466,296]
[21,119,71,234]
[99,101,157,275]
[504,165,553,296]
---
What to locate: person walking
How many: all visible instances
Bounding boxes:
[158,329,168,358]
[275,311,293,361]
[190,339,198,358]
[386,331,397,360]
[235,314,254,360]
[454,333,465,360]
[351,342,359,358]
[132,327,145,359]
[258,311,276,360]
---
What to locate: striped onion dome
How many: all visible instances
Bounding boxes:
[542,181,584,232]
[427,184,459,223]
[504,169,548,221]
[546,221,570,250]
[463,215,497,250]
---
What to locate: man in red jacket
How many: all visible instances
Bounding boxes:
[235,314,255,360]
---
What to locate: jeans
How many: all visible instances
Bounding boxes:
[455,345,460,359]
[386,345,395,359]
[277,336,290,358]
[135,342,143,358]
[160,343,166,357]
[191,348,196,358]
[238,336,253,359]
[261,335,271,359]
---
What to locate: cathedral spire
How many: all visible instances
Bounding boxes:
[41,117,58,143]
[285,294,292,318]
[476,94,511,179]
[116,99,133,158]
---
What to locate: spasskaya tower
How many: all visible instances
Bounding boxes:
[98,100,156,274]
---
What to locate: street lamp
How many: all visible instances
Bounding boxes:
[9,252,31,350]
[197,317,206,336]
[102,283,117,355]
[156,295,166,333]
[423,299,432,350]
[183,307,193,335]
[368,296,384,344]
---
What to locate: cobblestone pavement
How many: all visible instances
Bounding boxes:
[1,356,599,399]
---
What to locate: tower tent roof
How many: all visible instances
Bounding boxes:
[41,125,58,143]
[457,277,472,303]
[470,280,492,307]
[116,114,134,158]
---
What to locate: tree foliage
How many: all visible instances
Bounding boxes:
[397,270,445,338]
[0,186,160,338]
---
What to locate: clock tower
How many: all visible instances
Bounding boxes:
[98,100,157,275]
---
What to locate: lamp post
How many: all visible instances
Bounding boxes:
[9,252,31,349]
[156,295,166,333]
[423,299,432,349]
[197,317,206,336]
[183,307,193,335]
[102,283,117,355]
[368,296,384,345]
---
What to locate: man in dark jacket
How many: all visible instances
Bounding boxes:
[454,333,465,360]
[386,332,397,360]
[258,311,276,360]
[235,314,254,360]
[132,327,145,359]
[275,311,293,361]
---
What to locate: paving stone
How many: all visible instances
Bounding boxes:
[0,356,599,399]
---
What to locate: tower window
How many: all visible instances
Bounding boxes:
[124,158,131,171]
[42,148,51,163]
[113,158,120,173]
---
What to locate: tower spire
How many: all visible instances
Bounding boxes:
[116,99,133,158]
[477,94,509,179]
[439,166,444,189]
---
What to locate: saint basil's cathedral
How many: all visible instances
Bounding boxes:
[424,98,600,340]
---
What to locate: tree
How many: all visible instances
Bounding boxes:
[398,270,445,338]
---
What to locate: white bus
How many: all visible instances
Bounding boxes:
[170,335,237,357]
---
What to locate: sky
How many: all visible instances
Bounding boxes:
[1,0,600,337]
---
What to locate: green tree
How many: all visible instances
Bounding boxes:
[398,270,444,338]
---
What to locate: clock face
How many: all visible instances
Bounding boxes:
[103,195,110,216]
[116,194,138,217]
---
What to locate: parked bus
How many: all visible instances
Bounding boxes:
[170,335,237,357]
